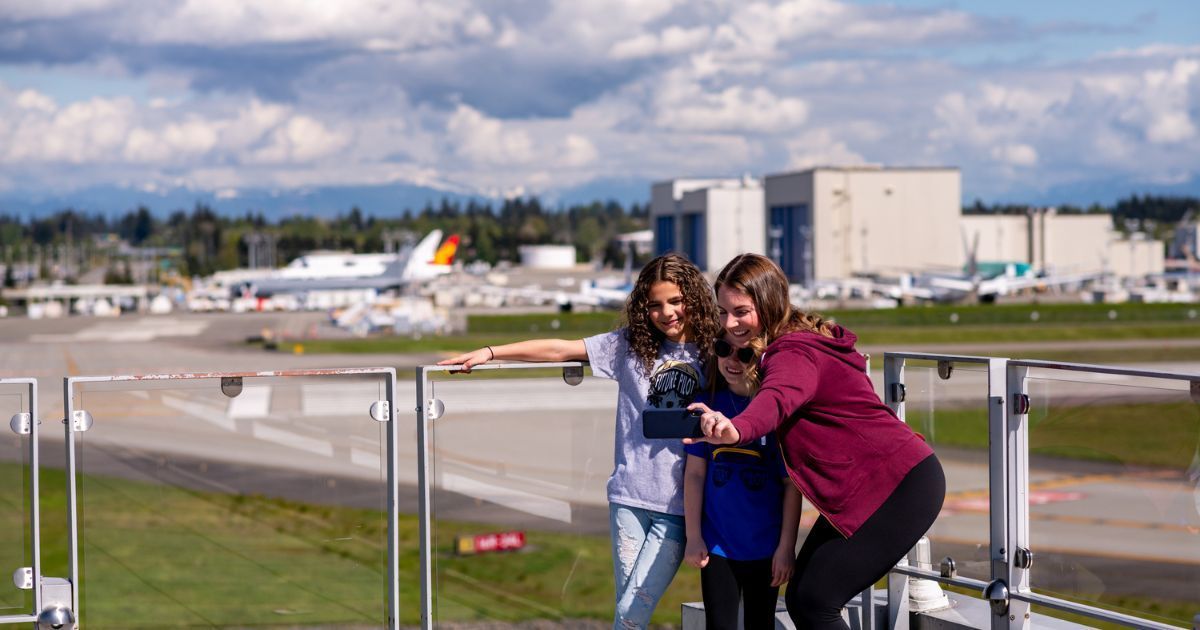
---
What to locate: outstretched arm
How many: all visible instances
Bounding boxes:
[437,339,588,372]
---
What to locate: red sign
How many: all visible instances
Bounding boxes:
[456,531,526,555]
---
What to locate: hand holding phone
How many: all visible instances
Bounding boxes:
[642,407,704,439]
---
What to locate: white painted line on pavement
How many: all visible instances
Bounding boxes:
[252,422,333,457]
[161,394,236,432]
[351,448,381,470]
[442,471,572,523]
[228,385,271,418]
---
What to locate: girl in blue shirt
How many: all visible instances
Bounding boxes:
[683,334,803,630]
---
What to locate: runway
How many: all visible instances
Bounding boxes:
[1,312,1197,612]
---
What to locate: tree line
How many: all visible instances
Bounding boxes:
[2,193,1194,282]
[0,197,649,280]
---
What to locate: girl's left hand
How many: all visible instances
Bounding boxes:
[770,544,794,587]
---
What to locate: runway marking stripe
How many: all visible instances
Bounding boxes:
[227,385,271,419]
[441,471,572,523]
[251,422,334,457]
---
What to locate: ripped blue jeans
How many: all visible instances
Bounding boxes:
[609,502,685,629]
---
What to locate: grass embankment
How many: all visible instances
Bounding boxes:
[7,465,697,627]
[4,442,1194,628]
[274,303,1200,362]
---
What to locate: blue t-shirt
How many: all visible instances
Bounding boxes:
[684,388,787,561]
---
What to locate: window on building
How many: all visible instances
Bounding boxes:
[769,204,812,285]
[655,215,675,255]
[681,213,706,270]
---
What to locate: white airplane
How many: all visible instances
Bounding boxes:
[869,231,1102,305]
[243,230,459,298]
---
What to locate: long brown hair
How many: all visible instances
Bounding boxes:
[621,253,720,375]
[714,252,835,347]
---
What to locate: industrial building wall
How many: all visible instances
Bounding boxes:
[651,178,740,258]
[961,215,1030,263]
[1039,214,1113,273]
[1108,237,1166,277]
[704,187,766,271]
[811,169,961,279]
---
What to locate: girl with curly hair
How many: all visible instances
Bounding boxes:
[686,254,945,630]
[439,253,720,628]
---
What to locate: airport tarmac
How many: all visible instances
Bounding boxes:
[1,312,1197,610]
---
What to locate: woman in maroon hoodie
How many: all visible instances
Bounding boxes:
[686,253,945,630]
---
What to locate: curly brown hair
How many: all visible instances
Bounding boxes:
[712,253,835,390]
[621,253,720,376]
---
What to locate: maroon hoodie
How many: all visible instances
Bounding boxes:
[730,326,933,537]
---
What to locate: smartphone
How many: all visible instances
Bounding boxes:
[642,407,704,439]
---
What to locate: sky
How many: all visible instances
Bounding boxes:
[0,0,1198,215]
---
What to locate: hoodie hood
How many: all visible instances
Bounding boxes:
[765,325,865,372]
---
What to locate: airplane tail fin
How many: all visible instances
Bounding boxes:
[433,235,460,265]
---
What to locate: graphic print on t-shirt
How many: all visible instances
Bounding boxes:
[645,360,699,409]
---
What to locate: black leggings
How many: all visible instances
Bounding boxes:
[786,454,945,630]
[700,555,779,630]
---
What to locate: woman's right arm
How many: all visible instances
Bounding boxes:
[729,346,819,443]
[437,339,588,371]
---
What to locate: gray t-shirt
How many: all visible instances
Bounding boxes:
[585,329,703,516]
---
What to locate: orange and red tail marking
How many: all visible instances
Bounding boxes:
[432,234,460,265]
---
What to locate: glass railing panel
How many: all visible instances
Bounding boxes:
[0,382,32,618]
[899,361,992,582]
[1023,368,1199,627]
[72,373,393,629]
[426,367,701,626]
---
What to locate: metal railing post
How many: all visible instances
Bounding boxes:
[416,367,434,630]
[1005,364,1031,629]
[987,358,1011,630]
[385,368,401,630]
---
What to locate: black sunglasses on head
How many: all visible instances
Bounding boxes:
[714,338,756,363]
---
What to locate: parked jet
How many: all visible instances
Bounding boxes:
[870,232,1102,305]
[243,230,459,298]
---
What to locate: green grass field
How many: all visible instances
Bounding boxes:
[3,433,1194,628]
[15,465,700,628]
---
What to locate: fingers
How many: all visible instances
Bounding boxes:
[697,553,709,569]
[686,401,713,414]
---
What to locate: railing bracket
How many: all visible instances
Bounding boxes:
[889,383,906,404]
[71,410,93,432]
[939,556,956,578]
[220,376,243,398]
[1015,547,1034,569]
[937,360,953,380]
[12,566,32,589]
[562,365,584,386]
[983,579,1009,616]
[426,398,445,421]
[1012,393,1030,415]
[9,412,31,435]
[369,400,391,423]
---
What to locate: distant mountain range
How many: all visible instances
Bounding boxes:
[0,174,1194,218]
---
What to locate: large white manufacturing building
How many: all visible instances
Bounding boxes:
[653,167,962,282]
[652,166,1164,282]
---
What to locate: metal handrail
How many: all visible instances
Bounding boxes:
[884,352,1196,630]
[63,367,401,630]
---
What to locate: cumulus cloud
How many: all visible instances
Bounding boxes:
[0,0,1197,203]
